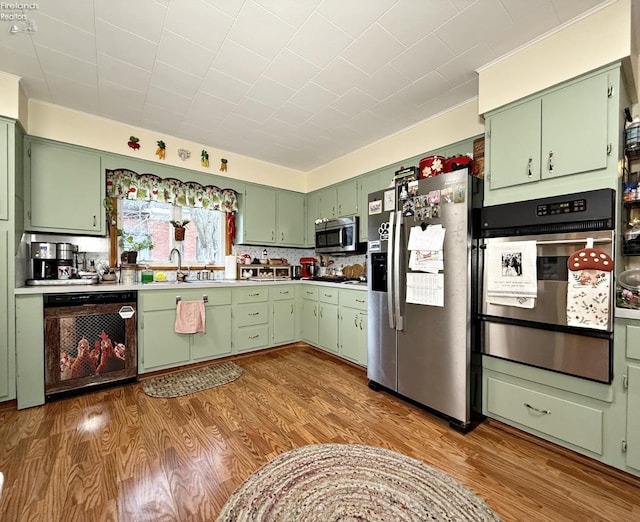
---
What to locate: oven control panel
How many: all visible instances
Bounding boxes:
[536,198,586,216]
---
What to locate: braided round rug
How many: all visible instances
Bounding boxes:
[217,443,502,521]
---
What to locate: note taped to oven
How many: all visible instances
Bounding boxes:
[406,272,444,307]
[486,240,537,299]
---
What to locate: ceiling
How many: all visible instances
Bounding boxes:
[0,0,610,172]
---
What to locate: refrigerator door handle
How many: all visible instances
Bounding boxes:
[393,211,403,331]
[387,210,395,329]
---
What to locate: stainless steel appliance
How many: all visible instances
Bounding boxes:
[315,216,361,254]
[30,241,57,279]
[44,291,137,399]
[478,188,615,383]
[367,169,482,431]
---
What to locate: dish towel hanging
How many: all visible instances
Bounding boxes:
[486,240,538,308]
[174,300,206,334]
[566,245,613,330]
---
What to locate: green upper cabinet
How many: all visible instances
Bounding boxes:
[317,179,359,220]
[25,138,105,235]
[486,98,541,190]
[238,184,304,246]
[484,64,621,205]
[305,191,320,247]
[318,186,337,219]
[0,122,8,221]
[540,73,608,179]
[336,178,358,217]
[241,184,277,244]
[277,190,304,246]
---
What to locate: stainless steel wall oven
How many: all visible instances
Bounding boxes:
[478,189,615,383]
[44,291,137,399]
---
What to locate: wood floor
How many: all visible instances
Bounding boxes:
[1,344,638,521]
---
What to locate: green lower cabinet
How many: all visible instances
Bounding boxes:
[485,375,604,455]
[302,299,319,345]
[339,308,367,366]
[140,309,191,371]
[192,306,232,360]
[318,302,339,354]
[16,294,43,409]
[627,364,640,473]
[139,288,233,373]
[273,300,295,345]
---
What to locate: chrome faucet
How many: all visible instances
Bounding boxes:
[169,248,182,272]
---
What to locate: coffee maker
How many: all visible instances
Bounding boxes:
[299,257,317,279]
[31,242,58,279]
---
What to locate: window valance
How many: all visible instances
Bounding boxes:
[106,168,238,213]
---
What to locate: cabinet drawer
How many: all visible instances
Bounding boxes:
[235,303,269,327]
[318,288,339,304]
[236,325,270,352]
[486,376,603,454]
[234,287,269,304]
[141,288,231,311]
[302,286,318,300]
[271,287,295,301]
[340,289,367,310]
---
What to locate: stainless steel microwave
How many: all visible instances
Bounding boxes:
[315,216,360,254]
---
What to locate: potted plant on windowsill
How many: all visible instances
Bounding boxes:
[117,229,154,264]
[170,220,190,241]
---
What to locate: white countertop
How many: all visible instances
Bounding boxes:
[615,306,640,321]
[14,278,367,295]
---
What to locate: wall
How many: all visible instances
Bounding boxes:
[306,100,484,191]
[27,100,307,192]
[0,72,20,120]
[478,0,635,114]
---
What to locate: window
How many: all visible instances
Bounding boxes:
[119,199,225,266]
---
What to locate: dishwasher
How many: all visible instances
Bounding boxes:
[43,291,138,399]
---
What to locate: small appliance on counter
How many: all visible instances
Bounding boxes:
[26,241,99,286]
[300,257,316,279]
[31,242,57,280]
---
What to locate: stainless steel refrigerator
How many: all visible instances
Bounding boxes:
[366,168,482,431]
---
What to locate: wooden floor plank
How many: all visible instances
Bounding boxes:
[0,344,638,521]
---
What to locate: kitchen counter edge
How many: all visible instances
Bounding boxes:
[14,279,367,295]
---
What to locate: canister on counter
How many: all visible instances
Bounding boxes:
[120,264,138,284]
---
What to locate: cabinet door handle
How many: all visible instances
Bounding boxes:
[547,151,554,173]
[314,305,317,317]
[290,304,294,314]
[249,334,260,339]
[280,290,289,295]
[249,312,260,316]
[354,315,358,327]
[359,318,363,330]
[320,306,323,318]
[356,299,365,304]
[249,292,260,297]
[524,402,551,415]
[281,232,284,241]
[527,157,533,178]
[93,215,96,227]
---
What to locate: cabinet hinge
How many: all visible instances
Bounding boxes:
[486,129,491,139]
[622,440,628,452]
[607,143,613,156]
[623,374,629,389]
[607,84,614,98]
[486,172,491,182]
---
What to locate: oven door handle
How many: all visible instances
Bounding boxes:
[532,237,612,246]
[481,237,612,248]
